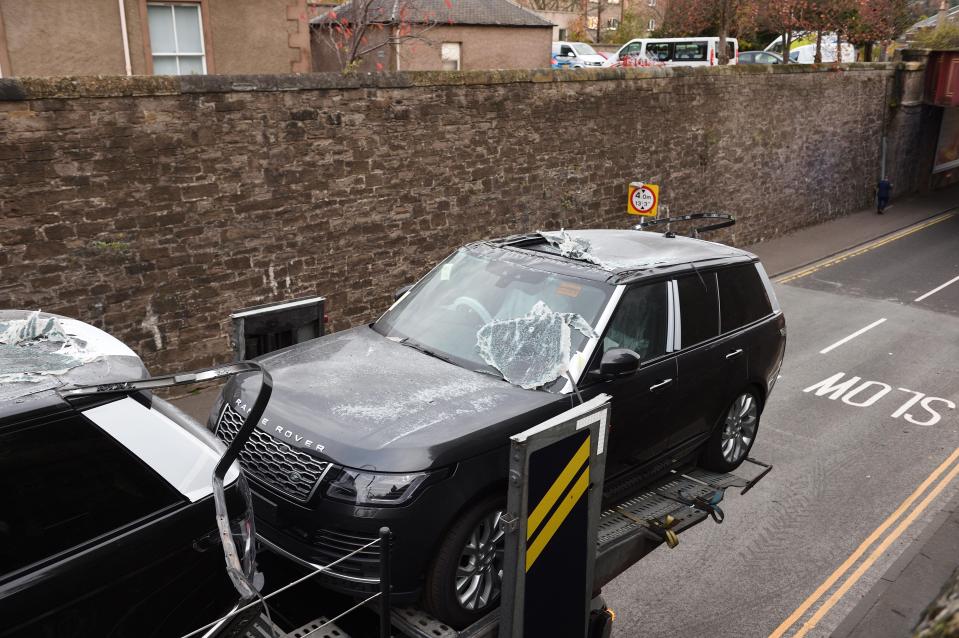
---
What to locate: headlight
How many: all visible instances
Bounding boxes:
[326,468,429,506]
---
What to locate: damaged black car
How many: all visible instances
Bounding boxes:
[209,229,786,628]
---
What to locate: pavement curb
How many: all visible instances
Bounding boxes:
[830,488,959,638]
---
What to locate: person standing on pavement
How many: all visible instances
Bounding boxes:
[876,178,892,215]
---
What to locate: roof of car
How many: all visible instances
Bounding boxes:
[0,310,149,419]
[488,229,755,282]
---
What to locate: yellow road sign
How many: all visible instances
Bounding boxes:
[628,182,659,217]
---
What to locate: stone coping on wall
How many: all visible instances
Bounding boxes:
[0,61,916,101]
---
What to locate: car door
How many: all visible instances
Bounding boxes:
[582,281,677,478]
[0,410,235,638]
[670,271,743,450]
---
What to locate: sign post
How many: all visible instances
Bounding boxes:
[627,182,659,217]
[499,395,611,638]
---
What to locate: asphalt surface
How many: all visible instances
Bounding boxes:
[604,211,959,637]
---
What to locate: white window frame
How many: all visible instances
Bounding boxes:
[440,42,461,71]
[648,18,656,31]
[147,2,207,75]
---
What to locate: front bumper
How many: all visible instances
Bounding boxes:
[247,444,507,603]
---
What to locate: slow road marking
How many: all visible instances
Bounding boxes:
[915,274,959,303]
[819,318,886,354]
[769,447,959,638]
[776,213,955,285]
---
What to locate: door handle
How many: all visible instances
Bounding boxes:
[725,349,744,360]
[649,378,673,392]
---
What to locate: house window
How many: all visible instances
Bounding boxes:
[558,28,568,41]
[648,18,656,30]
[147,3,206,75]
[441,42,461,71]
[648,0,656,6]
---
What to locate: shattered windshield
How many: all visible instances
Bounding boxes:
[374,248,612,390]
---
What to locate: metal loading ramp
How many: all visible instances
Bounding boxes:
[593,460,770,590]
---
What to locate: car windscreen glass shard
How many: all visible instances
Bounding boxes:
[476,301,598,389]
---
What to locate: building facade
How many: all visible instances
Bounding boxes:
[311,0,553,72]
[0,0,315,78]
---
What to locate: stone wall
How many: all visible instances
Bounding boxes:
[0,64,924,373]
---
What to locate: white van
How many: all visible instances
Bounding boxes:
[604,37,739,68]
[764,34,855,63]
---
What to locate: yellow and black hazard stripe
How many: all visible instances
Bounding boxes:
[525,434,591,572]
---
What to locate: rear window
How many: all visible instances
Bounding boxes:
[677,272,719,346]
[718,264,773,332]
[0,413,181,576]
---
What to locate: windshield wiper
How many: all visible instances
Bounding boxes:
[396,337,455,365]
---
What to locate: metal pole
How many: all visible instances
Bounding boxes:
[379,527,392,638]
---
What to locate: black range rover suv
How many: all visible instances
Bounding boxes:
[210,229,786,627]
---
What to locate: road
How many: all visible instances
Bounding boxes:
[604,212,959,638]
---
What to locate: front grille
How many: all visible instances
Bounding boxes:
[215,403,330,502]
[272,523,384,580]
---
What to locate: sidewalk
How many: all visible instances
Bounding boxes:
[745,184,959,277]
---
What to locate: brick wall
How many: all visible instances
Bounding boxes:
[0,64,921,373]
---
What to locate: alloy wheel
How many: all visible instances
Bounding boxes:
[454,509,505,611]
[721,393,758,464]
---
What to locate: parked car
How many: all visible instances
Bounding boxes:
[763,33,855,63]
[738,50,784,64]
[209,229,786,628]
[552,41,607,68]
[0,310,249,638]
[603,37,739,68]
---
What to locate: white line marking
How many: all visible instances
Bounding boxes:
[819,318,887,354]
[915,275,959,302]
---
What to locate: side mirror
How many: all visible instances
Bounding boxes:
[599,348,640,379]
[394,284,413,301]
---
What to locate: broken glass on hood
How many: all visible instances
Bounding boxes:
[476,301,598,390]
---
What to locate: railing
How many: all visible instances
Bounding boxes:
[180,526,394,638]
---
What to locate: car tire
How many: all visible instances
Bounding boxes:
[422,494,506,629]
[701,389,760,472]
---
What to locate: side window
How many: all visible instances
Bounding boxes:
[646,42,671,61]
[673,42,707,61]
[0,413,181,577]
[677,272,719,347]
[621,42,643,58]
[717,264,774,332]
[602,283,668,361]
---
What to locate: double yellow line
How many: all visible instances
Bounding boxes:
[776,213,955,285]
[525,436,591,572]
[769,447,959,638]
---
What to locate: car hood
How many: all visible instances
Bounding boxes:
[225,326,567,472]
